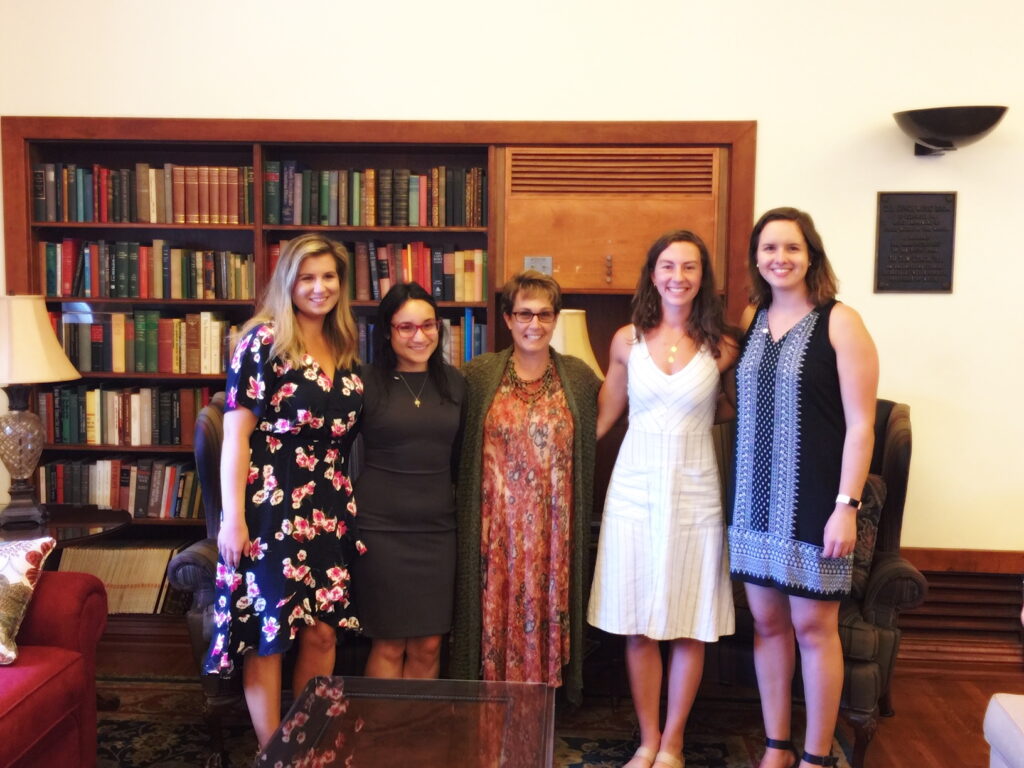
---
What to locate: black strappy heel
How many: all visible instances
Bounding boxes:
[800,751,838,767]
[764,738,800,767]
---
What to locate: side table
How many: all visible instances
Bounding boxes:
[0,503,131,546]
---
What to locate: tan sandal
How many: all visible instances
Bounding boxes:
[653,751,684,768]
[625,746,657,768]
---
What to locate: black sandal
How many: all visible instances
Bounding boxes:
[800,751,838,767]
[764,738,800,768]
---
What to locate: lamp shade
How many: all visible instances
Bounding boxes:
[0,295,80,386]
[550,309,604,380]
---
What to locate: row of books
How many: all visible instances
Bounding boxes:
[55,310,234,375]
[40,238,255,300]
[59,542,191,615]
[353,242,487,302]
[32,163,255,225]
[263,162,486,228]
[38,385,212,447]
[355,311,487,367]
[40,455,204,521]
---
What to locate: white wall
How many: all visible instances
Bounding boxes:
[2,0,1022,550]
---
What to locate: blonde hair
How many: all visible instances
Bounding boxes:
[240,233,359,370]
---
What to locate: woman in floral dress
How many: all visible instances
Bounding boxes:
[203,233,365,748]
[451,271,600,706]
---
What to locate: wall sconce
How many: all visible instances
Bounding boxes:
[893,106,1007,156]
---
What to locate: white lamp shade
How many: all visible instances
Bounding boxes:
[0,295,81,385]
[550,309,604,380]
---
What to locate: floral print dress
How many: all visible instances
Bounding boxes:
[204,322,365,678]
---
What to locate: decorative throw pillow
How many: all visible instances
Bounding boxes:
[850,474,886,600]
[0,536,56,664]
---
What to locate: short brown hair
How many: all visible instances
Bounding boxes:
[500,270,563,316]
[748,207,838,308]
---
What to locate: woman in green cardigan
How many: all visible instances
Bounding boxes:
[450,270,600,706]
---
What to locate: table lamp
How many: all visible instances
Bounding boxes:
[0,295,80,526]
[550,308,604,380]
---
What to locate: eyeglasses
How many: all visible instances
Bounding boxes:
[509,309,557,325]
[391,319,439,338]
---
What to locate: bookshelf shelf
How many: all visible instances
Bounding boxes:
[74,372,226,381]
[44,444,195,453]
[46,298,253,307]
[264,225,488,235]
[32,222,255,232]
[350,300,487,309]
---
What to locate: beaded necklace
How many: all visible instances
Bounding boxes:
[506,357,555,404]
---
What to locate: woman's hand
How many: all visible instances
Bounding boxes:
[821,505,857,559]
[218,518,251,569]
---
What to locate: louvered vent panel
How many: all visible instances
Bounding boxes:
[509,149,715,196]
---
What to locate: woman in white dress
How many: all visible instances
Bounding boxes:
[588,230,736,768]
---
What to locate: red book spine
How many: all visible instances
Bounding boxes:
[92,164,101,221]
[138,245,150,298]
[55,463,65,503]
[89,244,100,299]
[60,238,77,296]
[157,317,174,373]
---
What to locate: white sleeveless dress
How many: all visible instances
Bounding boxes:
[587,334,734,641]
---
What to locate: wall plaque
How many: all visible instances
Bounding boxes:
[875,192,956,292]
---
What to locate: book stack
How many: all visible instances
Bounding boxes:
[263,162,486,228]
[38,458,203,519]
[39,239,255,300]
[55,310,232,375]
[39,384,211,446]
[58,541,191,614]
[31,163,255,225]
[320,240,486,303]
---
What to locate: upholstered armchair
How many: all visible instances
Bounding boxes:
[715,399,928,768]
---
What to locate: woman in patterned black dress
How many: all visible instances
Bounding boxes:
[728,209,878,768]
[203,234,365,748]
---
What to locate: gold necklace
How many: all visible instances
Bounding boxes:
[395,373,429,407]
[665,331,689,364]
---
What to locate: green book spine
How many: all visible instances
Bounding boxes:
[146,310,160,373]
[115,241,129,298]
[319,170,331,226]
[350,171,361,226]
[128,242,140,298]
[134,312,146,372]
[45,242,58,296]
[263,160,281,225]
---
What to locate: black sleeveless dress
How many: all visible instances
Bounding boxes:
[349,364,465,638]
[728,300,853,600]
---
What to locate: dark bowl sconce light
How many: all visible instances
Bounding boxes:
[893,106,1008,155]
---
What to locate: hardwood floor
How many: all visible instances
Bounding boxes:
[863,660,1023,768]
[96,626,1022,768]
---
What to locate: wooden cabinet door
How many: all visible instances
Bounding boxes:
[499,146,727,293]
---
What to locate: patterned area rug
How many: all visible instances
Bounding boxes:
[97,677,851,767]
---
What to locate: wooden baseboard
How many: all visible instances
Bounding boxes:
[902,547,1024,574]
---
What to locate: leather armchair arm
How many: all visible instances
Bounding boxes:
[166,537,218,610]
[860,550,928,628]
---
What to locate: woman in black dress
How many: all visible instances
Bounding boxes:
[729,208,878,768]
[351,282,465,678]
[205,233,365,748]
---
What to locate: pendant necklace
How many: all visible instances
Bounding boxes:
[666,331,688,364]
[395,373,429,407]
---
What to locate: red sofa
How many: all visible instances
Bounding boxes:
[0,570,107,768]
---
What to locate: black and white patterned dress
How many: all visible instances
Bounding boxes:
[728,300,853,600]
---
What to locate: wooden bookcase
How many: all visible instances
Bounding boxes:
[2,116,756,531]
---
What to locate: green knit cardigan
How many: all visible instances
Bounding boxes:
[450,346,600,705]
